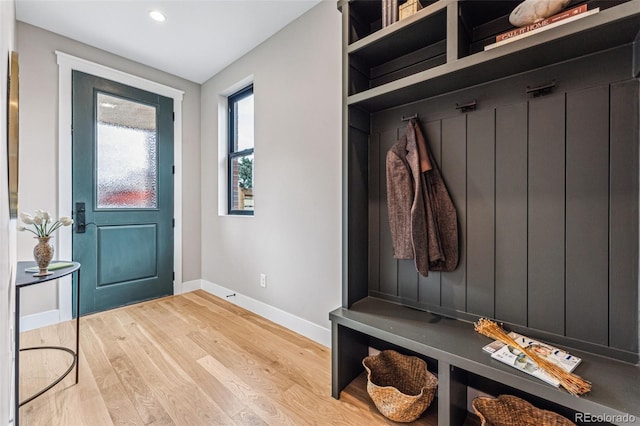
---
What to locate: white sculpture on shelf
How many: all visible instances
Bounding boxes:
[509,0,571,26]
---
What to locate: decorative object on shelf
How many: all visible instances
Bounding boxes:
[509,0,570,27]
[18,210,74,276]
[386,118,458,276]
[482,329,581,387]
[399,0,422,20]
[501,4,587,42]
[472,395,576,426]
[362,350,437,422]
[474,318,591,395]
[486,4,598,51]
[32,236,55,277]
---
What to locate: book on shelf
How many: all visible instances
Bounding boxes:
[484,5,599,51]
[381,0,399,28]
[399,0,422,21]
[25,261,75,273]
[382,0,388,28]
[497,4,588,42]
[391,0,398,24]
[482,331,582,387]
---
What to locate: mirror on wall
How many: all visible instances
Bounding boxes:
[7,50,19,218]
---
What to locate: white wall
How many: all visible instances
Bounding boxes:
[1,1,17,423]
[16,22,202,316]
[201,1,342,331]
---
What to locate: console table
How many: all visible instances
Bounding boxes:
[14,261,80,425]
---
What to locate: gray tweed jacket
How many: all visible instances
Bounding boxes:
[386,119,458,276]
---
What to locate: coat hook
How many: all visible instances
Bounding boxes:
[526,80,556,97]
[401,113,418,121]
[455,100,477,113]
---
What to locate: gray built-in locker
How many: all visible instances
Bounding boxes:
[363,44,639,361]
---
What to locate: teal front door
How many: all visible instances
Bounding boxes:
[72,71,174,315]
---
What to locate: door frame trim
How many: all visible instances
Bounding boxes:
[56,51,184,321]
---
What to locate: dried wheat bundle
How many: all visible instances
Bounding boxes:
[474,318,592,396]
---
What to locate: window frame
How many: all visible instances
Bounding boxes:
[228,85,254,215]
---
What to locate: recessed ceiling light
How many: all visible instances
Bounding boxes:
[149,10,166,22]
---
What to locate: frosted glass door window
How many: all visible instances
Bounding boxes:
[96,93,158,208]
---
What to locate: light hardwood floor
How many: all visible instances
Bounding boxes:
[19,290,438,425]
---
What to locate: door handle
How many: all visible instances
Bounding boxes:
[75,202,86,233]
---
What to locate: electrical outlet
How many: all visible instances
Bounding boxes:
[260,273,267,288]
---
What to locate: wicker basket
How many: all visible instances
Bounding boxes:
[472,395,576,426]
[362,350,438,422]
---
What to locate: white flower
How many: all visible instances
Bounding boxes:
[19,212,34,224]
[19,209,71,237]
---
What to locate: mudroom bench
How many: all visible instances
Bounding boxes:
[330,297,640,425]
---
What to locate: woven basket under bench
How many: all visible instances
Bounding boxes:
[362,350,438,423]
[472,395,576,426]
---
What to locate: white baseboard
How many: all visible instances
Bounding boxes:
[20,309,60,332]
[200,280,331,348]
[176,279,202,294]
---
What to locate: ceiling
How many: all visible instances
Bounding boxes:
[15,0,322,84]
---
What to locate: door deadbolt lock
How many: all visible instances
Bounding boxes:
[75,202,86,233]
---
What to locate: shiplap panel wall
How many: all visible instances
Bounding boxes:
[528,95,565,336]
[609,80,639,353]
[440,115,467,313]
[368,78,639,356]
[565,85,610,346]
[495,102,527,325]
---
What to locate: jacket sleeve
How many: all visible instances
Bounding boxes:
[386,149,414,260]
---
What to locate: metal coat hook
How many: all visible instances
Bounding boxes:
[456,100,477,113]
[526,80,557,97]
[401,113,418,121]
